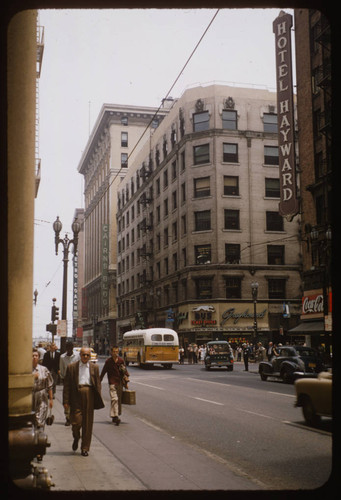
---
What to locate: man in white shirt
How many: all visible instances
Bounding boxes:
[59,341,80,425]
[63,347,104,456]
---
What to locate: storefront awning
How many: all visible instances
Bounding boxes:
[288,320,325,334]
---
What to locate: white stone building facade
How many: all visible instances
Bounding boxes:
[115,84,302,348]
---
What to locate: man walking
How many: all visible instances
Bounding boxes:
[243,343,251,371]
[63,347,104,456]
[42,343,60,396]
[59,341,80,426]
[100,346,129,426]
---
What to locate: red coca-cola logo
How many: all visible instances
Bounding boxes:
[302,294,323,314]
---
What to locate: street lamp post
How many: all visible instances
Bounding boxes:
[53,216,81,352]
[251,281,259,343]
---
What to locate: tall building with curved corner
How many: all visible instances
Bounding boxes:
[115,84,302,349]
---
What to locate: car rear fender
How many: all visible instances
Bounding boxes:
[259,361,273,374]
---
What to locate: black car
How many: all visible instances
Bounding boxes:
[259,345,324,383]
[205,341,234,371]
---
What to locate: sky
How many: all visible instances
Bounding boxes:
[32,7,295,342]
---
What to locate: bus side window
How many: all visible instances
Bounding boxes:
[151,334,162,341]
[164,334,174,341]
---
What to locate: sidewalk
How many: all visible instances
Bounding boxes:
[37,386,146,491]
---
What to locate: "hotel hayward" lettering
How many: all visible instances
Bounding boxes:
[273,11,299,221]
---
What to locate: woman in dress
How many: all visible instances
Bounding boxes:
[32,348,54,429]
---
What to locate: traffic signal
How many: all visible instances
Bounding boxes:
[46,323,57,335]
[51,305,60,322]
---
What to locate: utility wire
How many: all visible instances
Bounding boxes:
[84,9,220,217]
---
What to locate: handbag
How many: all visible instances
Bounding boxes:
[121,389,136,405]
[46,407,54,425]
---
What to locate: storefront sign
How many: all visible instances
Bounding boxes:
[221,307,267,326]
[302,294,324,315]
[273,11,299,221]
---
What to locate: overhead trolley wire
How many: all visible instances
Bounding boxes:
[84,9,220,218]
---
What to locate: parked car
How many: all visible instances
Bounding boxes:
[258,345,324,383]
[295,370,332,426]
[73,347,98,363]
[205,341,234,371]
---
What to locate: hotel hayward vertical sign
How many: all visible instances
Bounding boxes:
[273,11,299,221]
[102,224,109,310]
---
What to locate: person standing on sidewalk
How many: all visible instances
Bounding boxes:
[32,348,54,429]
[243,343,251,371]
[59,341,80,426]
[100,346,130,426]
[63,347,104,457]
[42,343,60,397]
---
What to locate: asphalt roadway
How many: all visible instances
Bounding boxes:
[18,359,334,496]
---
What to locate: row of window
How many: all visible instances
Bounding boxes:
[118,177,280,233]
[193,110,278,134]
[118,242,286,277]
[118,209,285,249]
[118,142,279,207]
[117,277,287,319]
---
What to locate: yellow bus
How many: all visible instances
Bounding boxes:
[122,328,179,369]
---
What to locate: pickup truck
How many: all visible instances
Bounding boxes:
[258,345,324,383]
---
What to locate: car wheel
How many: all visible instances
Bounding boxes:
[302,395,321,426]
[281,366,294,384]
[259,366,268,381]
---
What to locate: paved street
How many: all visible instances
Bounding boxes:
[42,359,332,491]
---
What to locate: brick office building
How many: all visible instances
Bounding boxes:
[289,9,332,354]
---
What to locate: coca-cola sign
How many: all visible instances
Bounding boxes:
[302,294,324,315]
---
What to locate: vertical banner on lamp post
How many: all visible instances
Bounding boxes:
[273,11,299,221]
[102,224,109,310]
[73,250,78,320]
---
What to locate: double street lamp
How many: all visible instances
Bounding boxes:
[53,216,81,352]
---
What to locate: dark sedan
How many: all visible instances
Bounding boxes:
[259,345,324,383]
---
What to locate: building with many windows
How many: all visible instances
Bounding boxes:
[289,9,332,353]
[77,103,169,350]
[116,84,302,348]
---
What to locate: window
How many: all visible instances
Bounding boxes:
[225,243,240,264]
[181,215,187,235]
[172,190,177,210]
[163,169,168,188]
[151,334,162,342]
[181,151,186,171]
[266,211,283,231]
[224,176,239,196]
[171,161,177,180]
[172,221,178,241]
[156,205,161,223]
[156,178,160,195]
[164,257,169,275]
[173,253,178,271]
[265,178,280,198]
[223,143,238,162]
[196,278,213,299]
[264,146,279,165]
[121,153,128,168]
[267,245,285,265]
[263,113,278,133]
[164,227,169,247]
[181,182,186,203]
[195,210,211,231]
[182,248,187,267]
[268,278,286,299]
[224,209,240,230]
[225,277,241,298]
[193,111,209,132]
[194,144,209,165]
[194,177,210,198]
[121,132,128,147]
[222,110,237,130]
[121,116,128,126]
[164,198,168,217]
[195,245,211,265]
